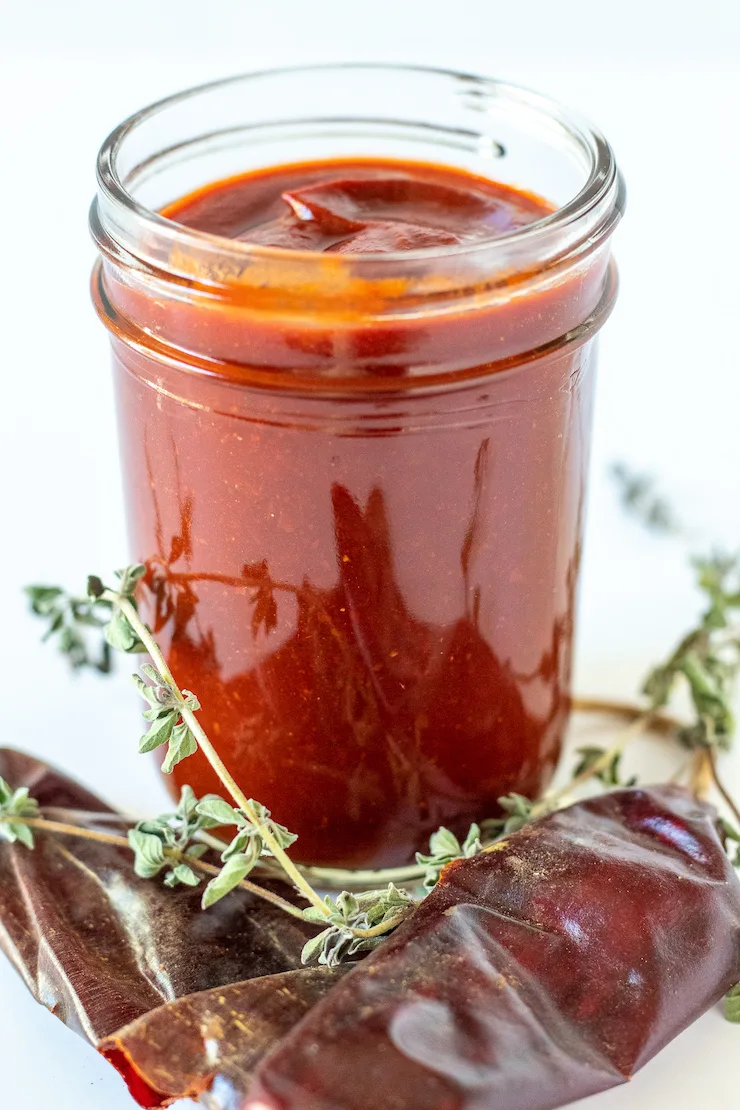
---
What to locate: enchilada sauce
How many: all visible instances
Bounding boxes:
[113,159,597,867]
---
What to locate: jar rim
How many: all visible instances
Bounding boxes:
[92,62,624,282]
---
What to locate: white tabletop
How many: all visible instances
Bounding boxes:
[1,2,739,1106]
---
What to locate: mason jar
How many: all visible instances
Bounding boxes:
[90,64,624,871]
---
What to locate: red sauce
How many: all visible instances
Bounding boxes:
[165,161,550,253]
[105,159,604,868]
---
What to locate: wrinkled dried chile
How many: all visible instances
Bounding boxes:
[246,787,740,1110]
[0,749,342,1108]
[2,751,739,1110]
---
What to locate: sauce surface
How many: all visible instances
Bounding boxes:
[108,160,601,867]
[163,159,551,253]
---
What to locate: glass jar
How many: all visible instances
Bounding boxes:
[90,64,624,871]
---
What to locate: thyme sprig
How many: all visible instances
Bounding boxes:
[25,585,113,672]
[88,568,333,920]
[0,789,310,921]
[23,543,740,980]
[27,566,419,953]
[0,781,416,944]
[610,462,680,536]
[572,746,637,788]
[642,552,740,751]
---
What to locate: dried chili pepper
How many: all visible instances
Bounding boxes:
[2,750,739,1110]
[246,787,740,1110]
[0,749,341,1109]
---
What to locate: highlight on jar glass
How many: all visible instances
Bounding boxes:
[90,64,625,873]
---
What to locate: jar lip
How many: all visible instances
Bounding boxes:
[94,62,624,276]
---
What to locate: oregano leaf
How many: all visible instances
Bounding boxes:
[165,863,201,889]
[301,929,333,966]
[201,852,256,908]
[195,797,241,826]
[462,823,482,857]
[106,609,145,654]
[138,710,177,755]
[161,722,198,774]
[4,822,35,849]
[428,827,460,858]
[128,828,167,879]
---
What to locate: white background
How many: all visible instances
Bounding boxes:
[1,1,739,1107]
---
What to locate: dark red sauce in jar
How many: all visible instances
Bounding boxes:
[93,91,622,870]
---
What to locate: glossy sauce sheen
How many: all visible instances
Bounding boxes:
[116,160,593,868]
[166,161,551,253]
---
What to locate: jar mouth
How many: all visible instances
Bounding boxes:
[92,62,624,287]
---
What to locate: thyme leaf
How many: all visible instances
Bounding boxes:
[90,565,147,654]
[201,852,259,907]
[480,793,538,839]
[719,818,740,869]
[132,663,201,772]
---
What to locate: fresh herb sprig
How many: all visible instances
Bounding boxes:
[27,566,417,954]
[23,543,740,982]
[610,462,680,536]
[25,585,113,672]
[128,785,219,888]
[25,566,148,674]
[0,782,312,922]
[193,796,298,908]
[90,568,333,918]
[572,746,637,788]
[643,552,740,751]
[301,885,415,967]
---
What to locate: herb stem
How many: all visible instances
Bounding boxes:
[572,697,681,736]
[706,748,740,828]
[689,748,714,799]
[350,911,411,939]
[43,807,133,825]
[185,856,308,921]
[545,711,653,809]
[105,590,331,918]
[193,828,232,854]
[0,815,129,847]
[0,813,309,923]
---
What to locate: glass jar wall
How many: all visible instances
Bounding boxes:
[91,65,624,868]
